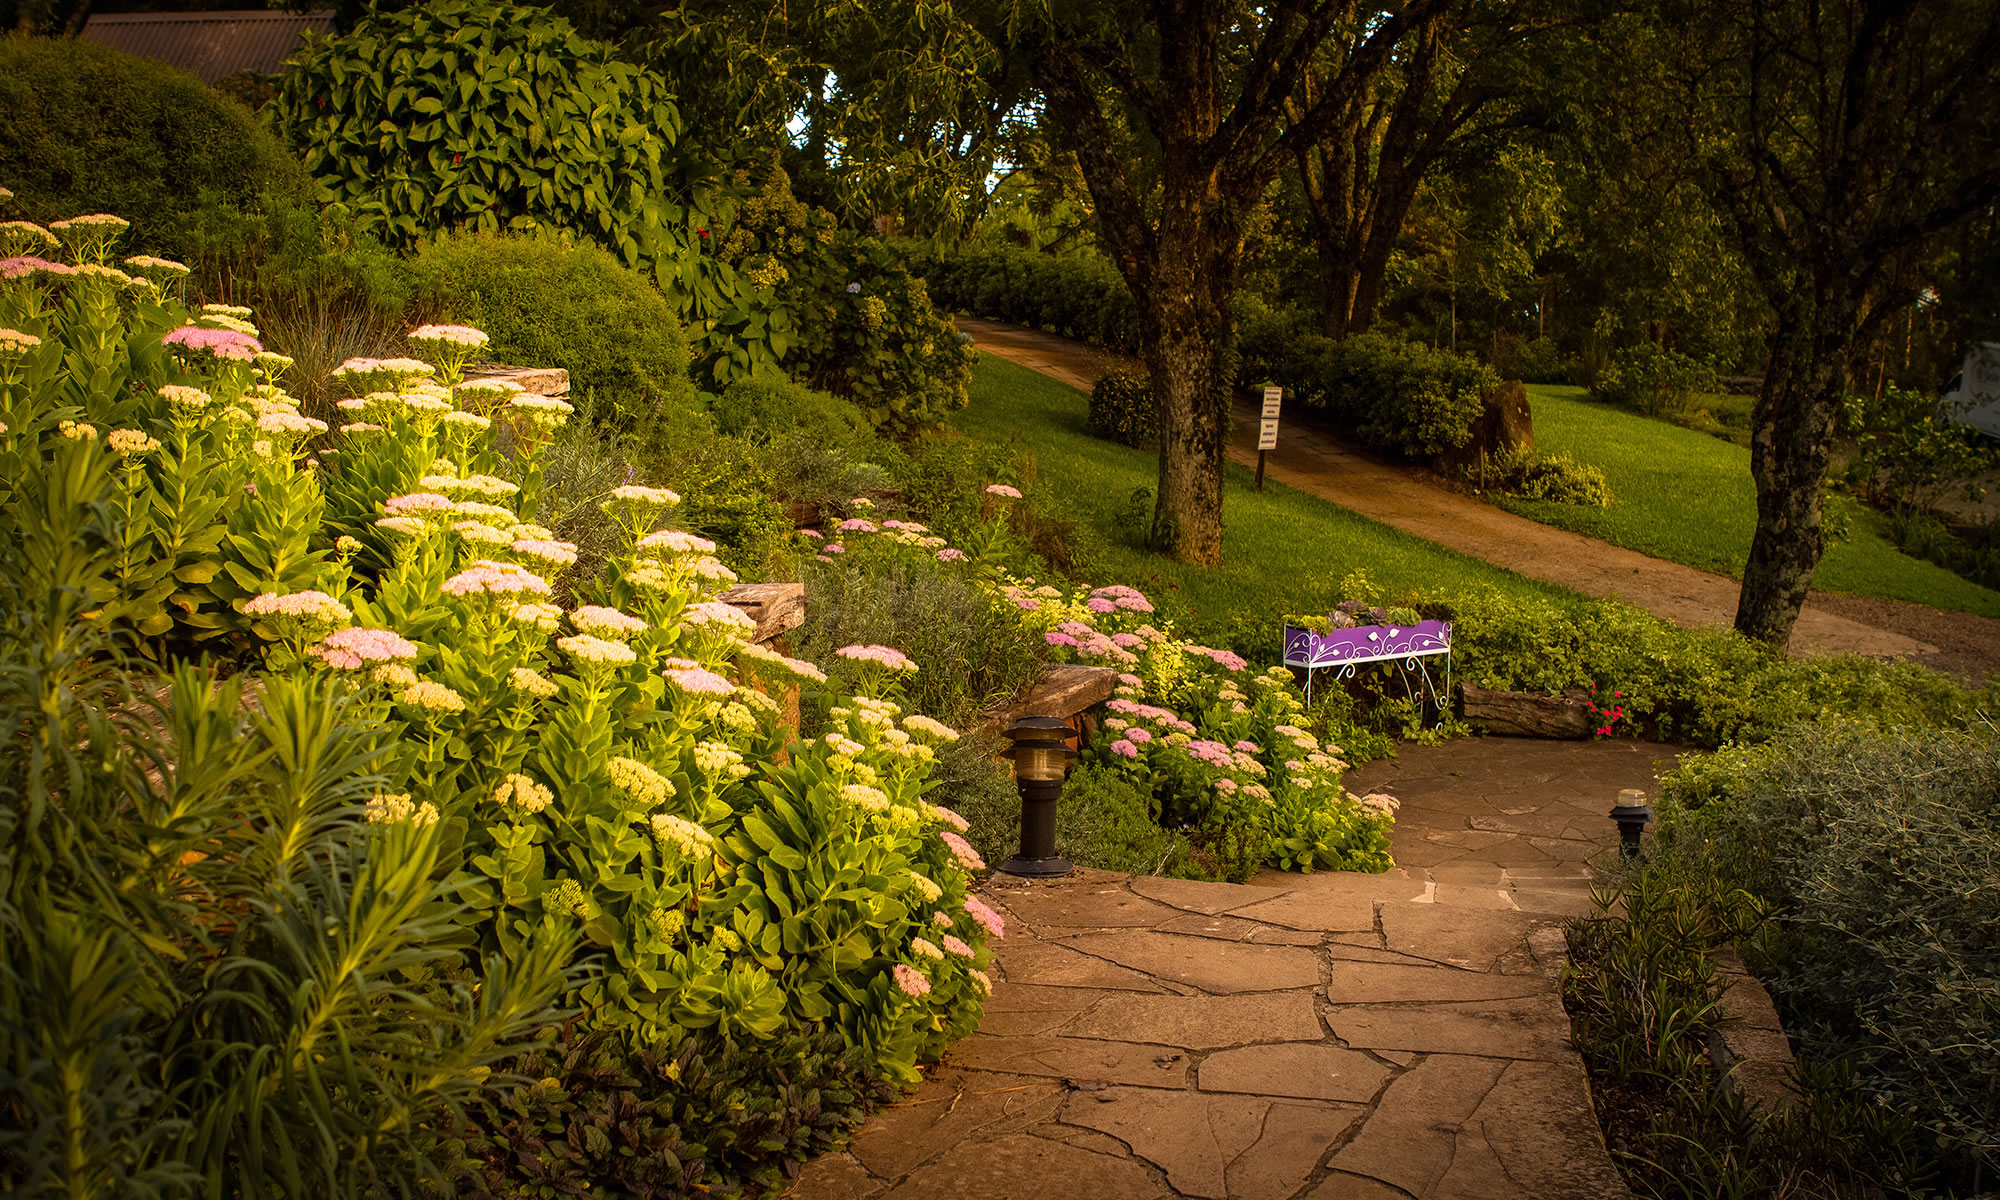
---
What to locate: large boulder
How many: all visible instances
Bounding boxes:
[1433,379,1533,474]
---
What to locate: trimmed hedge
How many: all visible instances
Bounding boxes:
[406,231,700,436]
[1238,303,1498,459]
[894,240,1142,352]
[0,37,312,257]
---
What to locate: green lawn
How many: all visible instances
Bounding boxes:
[953,358,1576,640]
[1506,386,2000,618]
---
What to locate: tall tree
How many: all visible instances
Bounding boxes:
[1288,0,1550,336]
[1689,0,2000,643]
[1000,0,1448,564]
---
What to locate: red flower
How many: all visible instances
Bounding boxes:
[697,228,709,239]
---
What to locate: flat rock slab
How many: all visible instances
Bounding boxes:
[1328,993,1575,1061]
[947,1034,1192,1089]
[789,1152,884,1200]
[1061,930,1322,994]
[717,581,805,644]
[1129,875,1289,914]
[987,663,1122,726]
[980,983,1121,1037]
[1061,1087,1361,1200]
[1328,959,1552,1004]
[1326,1054,1628,1200]
[997,933,1170,992]
[1224,885,1381,933]
[1059,990,1323,1050]
[1197,1042,1394,1103]
[847,1068,1064,1180]
[881,1132,1171,1200]
[1154,911,1324,945]
[993,883,1186,930]
[1379,905,1552,972]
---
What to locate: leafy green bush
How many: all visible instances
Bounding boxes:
[1054,762,1187,876]
[894,240,1143,352]
[1480,449,1613,506]
[1492,335,1571,384]
[1592,341,1717,416]
[1845,383,2000,512]
[454,1023,897,1197]
[1088,367,1155,447]
[0,474,562,1193]
[784,233,975,430]
[710,374,871,447]
[0,37,311,259]
[1654,721,2000,1184]
[272,0,788,384]
[658,438,795,577]
[408,231,701,435]
[1237,305,1498,458]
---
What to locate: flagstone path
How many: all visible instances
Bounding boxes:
[790,737,1687,1200]
[951,316,2000,677]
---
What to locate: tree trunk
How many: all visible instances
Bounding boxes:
[1143,216,1238,566]
[1734,298,1855,645]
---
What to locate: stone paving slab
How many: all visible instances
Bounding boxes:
[789,738,1676,1200]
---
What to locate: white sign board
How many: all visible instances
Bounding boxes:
[1945,343,2000,439]
[1258,385,1281,450]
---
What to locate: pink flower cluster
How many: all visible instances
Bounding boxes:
[936,547,966,562]
[836,644,919,672]
[442,560,552,598]
[962,895,1005,939]
[1185,645,1249,672]
[162,324,261,362]
[1089,584,1154,613]
[383,492,455,516]
[244,590,348,620]
[838,518,878,533]
[893,963,932,997]
[984,483,1022,499]
[1183,739,1237,767]
[638,528,717,554]
[1106,697,1198,735]
[1,256,73,280]
[940,831,985,871]
[881,519,928,533]
[942,934,974,958]
[665,665,735,696]
[315,626,418,669]
[1109,739,1140,758]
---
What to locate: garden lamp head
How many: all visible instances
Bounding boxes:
[998,716,1074,878]
[1609,788,1652,859]
[1002,716,1075,781]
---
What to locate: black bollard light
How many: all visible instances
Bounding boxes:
[1609,788,1652,859]
[998,716,1075,877]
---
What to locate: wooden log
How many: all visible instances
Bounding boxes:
[717,582,806,645]
[1461,683,1594,739]
[983,664,1121,730]
[464,363,570,396]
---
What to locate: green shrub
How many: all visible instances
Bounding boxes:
[407,231,701,435]
[1654,721,2000,1183]
[0,37,310,257]
[1845,383,2000,512]
[1055,762,1187,875]
[1482,449,1614,506]
[1592,341,1717,416]
[660,438,795,577]
[710,374,871,447]
[1237,304,1498,459]
[1492,335,1571,384]
[894,240,1143,352]
[784,233,976,430]
[272,0,788,384]
[1088,367,1155,448]
[454,1023,897,1197]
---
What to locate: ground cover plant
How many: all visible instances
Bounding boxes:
[0,204,1000,1196]
[1506,386,2000,617]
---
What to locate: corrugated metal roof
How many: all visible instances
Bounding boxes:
[80,10,334,84]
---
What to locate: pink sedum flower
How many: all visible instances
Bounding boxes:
[893,963,932,998]
[962,895,1005,939]
[315,626,419,669]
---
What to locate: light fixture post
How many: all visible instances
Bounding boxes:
[998,716,1075,877]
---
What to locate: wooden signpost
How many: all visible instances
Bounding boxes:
[1255,384,1281,489]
